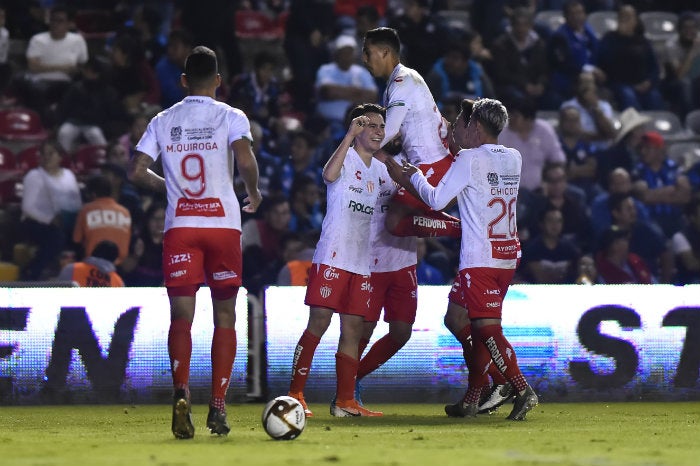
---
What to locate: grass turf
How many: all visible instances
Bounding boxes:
[1,402,699,466]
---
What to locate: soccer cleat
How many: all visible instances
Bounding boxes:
[506,385,539,421]
[206,406,230,435]
[478,383,515,414]
[288,391,313,417]
[171,389,195,439]
[444,400,478,418]
[331,399,383,417]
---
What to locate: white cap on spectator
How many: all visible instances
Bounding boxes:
[334,35,357,51]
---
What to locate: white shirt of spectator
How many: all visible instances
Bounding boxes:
[410,144,522,270]
[382,63,450,166]
[136,96,252,233]
[313,146,383,275]
[21,166,81,224]
[315,62,377,123]
[26,31,88,82]
[370,156,417,273]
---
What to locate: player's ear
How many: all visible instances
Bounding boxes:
[180,73,188,89]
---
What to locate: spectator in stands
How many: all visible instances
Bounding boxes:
[288,174,324,234]
[558,105,602,202]
[596,4,665,111]
[672,195,700,284]
[108,33,161,116]
[283,0,334,113]
[388,0,443,76]
[315,34,378,140]
[659,11,700,117]
[607,192,673,283]
[521,206,581,284]
[547,0,602,106]
[489,6,552,108]
[119,202,165,287]
[229,50,282,131]
[56,239,124,287]
[415,237,447,285]
[0,6,11,100]
[531,162,593,253]
[632,130,692,237]
[425,40,494,108]
[155,29,193,109]
[276,231,316,286]
[596,107,650,185]
[72,174,131,264]
[590,167,652,236]
[55,58,125,154]
[118,112,150,160]
[19,5,89,124]
[129,4,166,66]
[595,226,653,284]
[498,95,566,192]
[275,130,324,197]
[561,71,616,148]
[99,161,145,232]
[20,139,82,280]
[241,195,293,295]
[239,120,282,199]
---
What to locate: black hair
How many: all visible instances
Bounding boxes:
[347,102,386,125]
[363,27,400,55]
[184,46,218,89]
[86,174,113,198]
[607,192,633,214]
[91,240,120,262]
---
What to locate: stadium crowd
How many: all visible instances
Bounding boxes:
[0,0,700,291]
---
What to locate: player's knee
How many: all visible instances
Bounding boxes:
[210,286,239,301]
[389,326,411,346]
[168,285,199,298]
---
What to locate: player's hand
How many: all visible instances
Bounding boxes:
[349,115,371,138]
[242,189,262,214]
[384,157,416,188]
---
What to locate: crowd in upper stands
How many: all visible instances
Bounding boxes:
[0,0,699,292]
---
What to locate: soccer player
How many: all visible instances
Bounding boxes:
[355,149,418,395]
[386,98,539,420]
[128,46,262,439]
[288,103,385,418]
[362,27,461,239]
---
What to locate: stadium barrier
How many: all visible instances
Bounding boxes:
[1,285,699,404]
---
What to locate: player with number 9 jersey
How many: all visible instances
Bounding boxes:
[136,98,251,233]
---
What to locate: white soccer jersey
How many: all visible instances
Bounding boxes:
[136,96,252,232]
[370,158,417,273]
[313,147,383,275]
[410,144,522,270]
[382,63,450,166]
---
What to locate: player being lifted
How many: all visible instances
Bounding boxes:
[362,27,461,239]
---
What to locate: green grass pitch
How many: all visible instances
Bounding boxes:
[1,402,699,466]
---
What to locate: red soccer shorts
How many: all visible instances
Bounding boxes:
[367,265,418,324]
[393,154,454,211]
[448,267,516,319]
[305,264,371,317]
[163,227,242,288]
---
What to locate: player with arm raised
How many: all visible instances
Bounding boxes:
[386,98,539,420]
[128,46,262,439]
[362,27,461,239]
[287,103,385,418]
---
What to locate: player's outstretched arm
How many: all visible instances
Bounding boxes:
[128,152,165,193]
[232,138,262,214]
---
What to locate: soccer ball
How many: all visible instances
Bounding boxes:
[261,395,306,440]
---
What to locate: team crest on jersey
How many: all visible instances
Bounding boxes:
[487,172,499,186]
[171,126,182,142]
